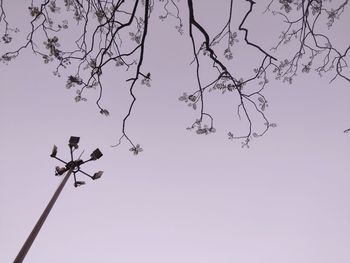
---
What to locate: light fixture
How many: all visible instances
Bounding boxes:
[92,171,103,180]
[50,145,57,158]
[90,148,103,160]
[69,136,80,148]
[74,181,86,187]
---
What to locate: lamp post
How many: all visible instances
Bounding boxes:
[14,136,103,263]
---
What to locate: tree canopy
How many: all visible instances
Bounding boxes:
[1,0,349,153]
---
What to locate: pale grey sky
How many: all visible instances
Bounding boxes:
[1,1,350,262]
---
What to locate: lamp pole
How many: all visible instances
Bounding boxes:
[14,166,75,263]
[14,136,103,263]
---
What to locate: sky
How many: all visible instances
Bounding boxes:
[1,1,350,262]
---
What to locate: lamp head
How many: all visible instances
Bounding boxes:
[90,148,103,160]
[69,136,80,148]
[50,145,58,157]
[55,166,66,175]
[74,181,86,187]
[92,171,103,180]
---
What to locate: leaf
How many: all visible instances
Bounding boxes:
[188,95,196,102]
[100,109,110,116]
[196,128,207,135]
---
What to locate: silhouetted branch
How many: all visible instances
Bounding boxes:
[1,0,349,152]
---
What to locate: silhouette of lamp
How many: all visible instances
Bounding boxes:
[14,136,103,263]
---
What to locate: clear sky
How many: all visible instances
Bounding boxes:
[1,1,350,262]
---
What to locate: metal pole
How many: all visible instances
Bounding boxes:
[14,166,75,263]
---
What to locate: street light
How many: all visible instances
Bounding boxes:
[14,136,103,263]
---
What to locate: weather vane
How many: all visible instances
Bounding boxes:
[14,136,103,263]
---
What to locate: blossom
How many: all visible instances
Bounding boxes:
[129,144,143,155]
